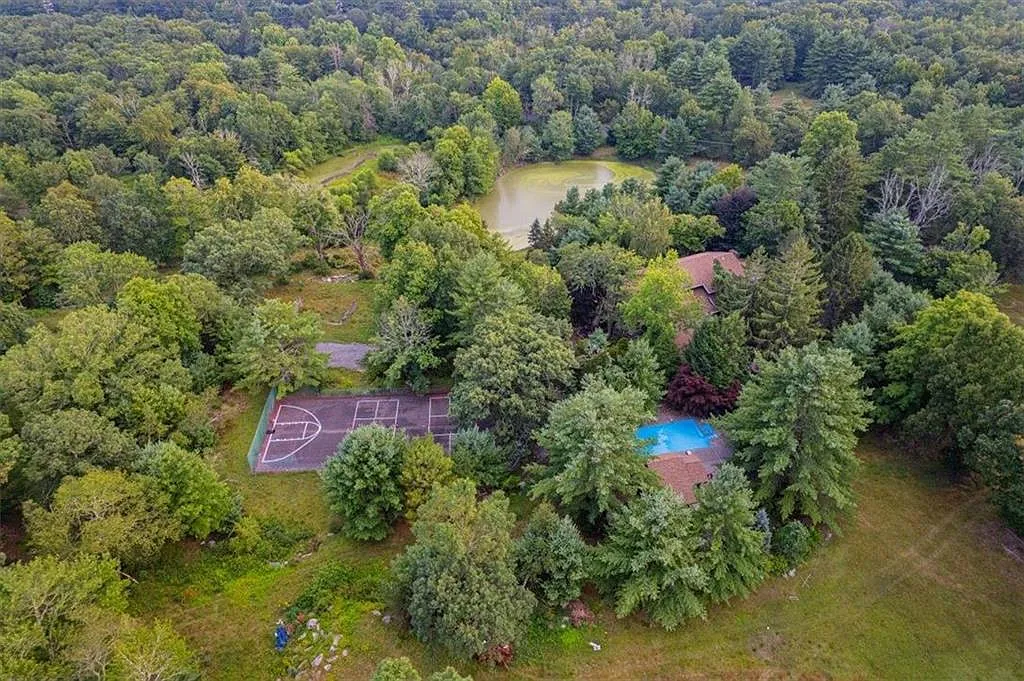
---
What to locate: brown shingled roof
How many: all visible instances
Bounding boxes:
[647,453,712,505]
[677,251,745,314]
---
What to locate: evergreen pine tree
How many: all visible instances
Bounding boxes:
[864,210,924,280]
[573,105,605,156]
[749,236,824,353]
[694,464,768,603]
[717,343,871,531]
[822,232,875,328]
[683,312,750,388]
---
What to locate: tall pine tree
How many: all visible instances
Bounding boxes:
[822,232,875,328]
[694,463,768,603]
[683,312,750,388]
[717,344,871,531]
[749,236,824,354]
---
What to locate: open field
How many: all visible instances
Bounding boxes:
[303,140,404,186]
[130,408,1024,681]
[267,274,376,344]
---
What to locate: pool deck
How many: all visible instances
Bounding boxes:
[647,407,733,503]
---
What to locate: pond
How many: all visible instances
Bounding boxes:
[474,159,655,249]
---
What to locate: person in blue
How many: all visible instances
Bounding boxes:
[275,620,289,651]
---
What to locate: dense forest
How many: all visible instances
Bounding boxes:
[1,1,1024,680]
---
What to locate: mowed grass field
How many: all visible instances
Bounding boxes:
[267,273,377,344]
[303,139,404,186]
[130,393,1024,681]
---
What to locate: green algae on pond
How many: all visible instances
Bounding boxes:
[474,160,655,249]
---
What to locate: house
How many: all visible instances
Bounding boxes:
[675,250,745,347]
[676,250,745,314]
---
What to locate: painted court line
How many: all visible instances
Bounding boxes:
[261,405,323,464]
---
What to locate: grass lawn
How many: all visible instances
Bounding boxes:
[304,139,404,186]
[996,283,1024,325]
[267,273,377,344]
[129,413,1024,681]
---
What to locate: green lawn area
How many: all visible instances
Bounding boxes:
[304,139,404,186]
[267,273,377,344]
[996,283,1024,325]
[129,408,1024,681]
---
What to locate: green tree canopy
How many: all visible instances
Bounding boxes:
[513,502,588,608]
[320,424,407,541]
[400,436,453,520]
[693,463,768,603]
[718,343,871,531]
[24,469,182,568]
[450,305,576,447]
[532,384,659,525]
[749,236,825,354]
[0,306,202,445]
[366,297,442,394]
[55,242,156,308]
[883,292,1024,453]
[594,488,707,630]
[392,479,534,659]
[228,298,326,395]
[482,77,523,132]
[182,207,302,299]
[620,252,703,368]
[0,555,126,680]
[613,103,665,160]
[139,441,235,539]
[684,312,751,389]
[116,277,201,354]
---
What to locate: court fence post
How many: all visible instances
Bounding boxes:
[247,386,278,472]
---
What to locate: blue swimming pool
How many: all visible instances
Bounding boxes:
[636,419,718,456]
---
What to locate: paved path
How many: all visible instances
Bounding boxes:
[316,342,375,370]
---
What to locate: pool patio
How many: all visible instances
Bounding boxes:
[643,406,733,504]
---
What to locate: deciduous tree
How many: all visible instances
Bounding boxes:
[400,436,453,520]
[228,299,326,395]
[392,479,534,659]
[139,442,235,540]
[24,470,182,567]
[366,297,441,394]
[321,425,407,541]
[620,252,702,368]
[451,305,576,447]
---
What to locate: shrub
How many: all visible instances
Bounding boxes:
[321,425,407,541]
[376,150,399,172]
[288,562,384,618]
[665,364,740,417]
[400,436,454,519]
[229,515,314,559]
[449,427,508,489]
[772,521,816,567]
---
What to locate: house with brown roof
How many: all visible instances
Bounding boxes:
[676,250,745,314]
[647,453,713,504]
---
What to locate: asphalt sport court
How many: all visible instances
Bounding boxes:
[255,392,455,472]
